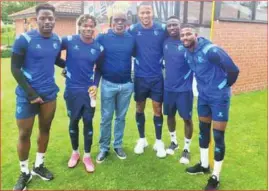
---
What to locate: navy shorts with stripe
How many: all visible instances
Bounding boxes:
[134,76,163,103]
[163,90,193,120]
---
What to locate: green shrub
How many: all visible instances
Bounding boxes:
[1,48,12,58]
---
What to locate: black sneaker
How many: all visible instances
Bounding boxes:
[179,149,191,164]
[13,172,32,191]
[114,148,127,159]
[31,163,54,181]
[204,175,220,190]
[186,162,210,175]
[96,151,109,164]
[166,142,179,155]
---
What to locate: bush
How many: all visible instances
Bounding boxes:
[1,48,12,58]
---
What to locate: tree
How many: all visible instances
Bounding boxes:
[1,1,37,24]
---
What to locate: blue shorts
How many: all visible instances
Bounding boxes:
[64,89,95,121]
[134,76,163,102]
[15,86,59,119]
[163,90,193,120]
[198,96,230,122]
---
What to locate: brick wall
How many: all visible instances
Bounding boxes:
[14,17,77,36]
[212,21,268,94]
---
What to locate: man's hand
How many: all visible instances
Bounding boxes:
[88,86,97,99]
[30,97,44,104]
[61,69,67,78]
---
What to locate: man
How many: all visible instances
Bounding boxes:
[128,2,167,158]
[11,3,65,190]
[61,14,103,172]
[180,24,239,190]
[95,12,135,163]
[163,16,193,164]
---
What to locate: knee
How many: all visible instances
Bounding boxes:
[184,119,193,127]
[213,129,225,146]
[153,105,162,116]
[136,102,145,113]
[19,129,31,142]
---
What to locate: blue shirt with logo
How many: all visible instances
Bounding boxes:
[163,37,193,92]
[61,35,103,90]
[128,22,167,78]
[12,30,61,95]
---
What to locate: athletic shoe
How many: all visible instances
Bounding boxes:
[153,140,167,158]
[83,156,94,173]
[13,172,32,191]
[166,141,179,155]
[134,138,148,154]
[68,152,80,168]
[179,149,191,164]
[186,162,210,175]
[96,151,109,164]
[204,175,220,190]
[31,163,54,181]
[114,148,127,159]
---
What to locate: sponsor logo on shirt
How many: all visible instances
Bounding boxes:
[36,44,41,49]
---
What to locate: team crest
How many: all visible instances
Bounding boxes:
[53,43,58,49]
[90,48,96,55]
[178,45,184,51]
[73,45,79,50]
[154,30,159,36]
[137,31,142,36]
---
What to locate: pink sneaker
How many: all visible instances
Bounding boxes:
[83,157,95,173]
[68,153,80,168]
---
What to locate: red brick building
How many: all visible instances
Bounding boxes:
[213,1,267,94]
[9,1,83,36]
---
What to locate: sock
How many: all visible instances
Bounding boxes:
[72,149,79,154]
[155,139,162,144]
[169,131,177,144]
[183,137,192,152]
[136,112,145,138]
[212,160,223,181]
[35,152,45,168]
[213,129,225,161]
[84,152,91,158]
[154,115,163,140]
[199,121,211,148]
[200,148,209,168]
[20,159,30,174]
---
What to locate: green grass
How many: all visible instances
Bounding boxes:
[1,58,268,190]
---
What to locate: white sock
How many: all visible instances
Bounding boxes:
[72,149,79,154]
[200,148,209,168]
[155,139,162,144]
[212,160,223,181]
[35,152,45,168]
[140,137,145,141]
[20,159,30,174]
[169,131,177,144]
[84,152,91,158]
[183,137,192,151]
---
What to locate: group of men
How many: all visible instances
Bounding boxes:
[11,2,239,191]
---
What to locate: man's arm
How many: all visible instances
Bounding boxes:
[11,53,40,101]
[207,47,240,87]
[54,52,66,68]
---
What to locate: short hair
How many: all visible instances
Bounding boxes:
[180,23,196,30]
[35,3,55,14]
[137,2,153,11]
[167,16,180,21]
[77,14,97,27]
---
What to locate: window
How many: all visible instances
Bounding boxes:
[216,1,267,23]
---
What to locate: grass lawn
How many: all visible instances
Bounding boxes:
[1,31,16,46]
[1,58,268,190]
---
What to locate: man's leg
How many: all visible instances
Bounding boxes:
[14,117,35,190]
[186,96,211,174]
[97,79,117,163]
[82,99,95,172]
[31,100,56,181]
[134,77,149,154]
[113,82,133,159]
[204,98,230,190]
[163,91,178,155]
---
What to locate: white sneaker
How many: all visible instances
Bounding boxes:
[134,138,148,154]
[153,140,167,158]
[179,149,190,164]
